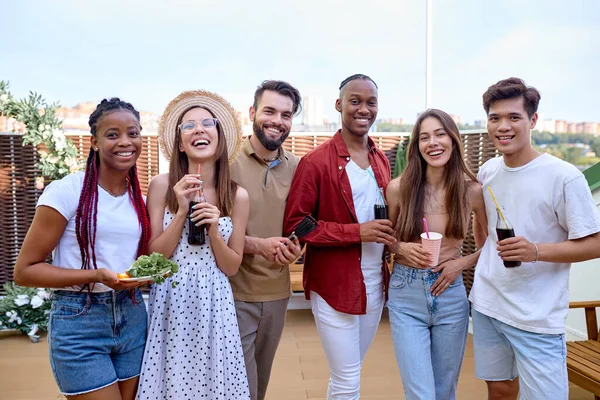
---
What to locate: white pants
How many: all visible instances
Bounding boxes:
[310,290,384,400]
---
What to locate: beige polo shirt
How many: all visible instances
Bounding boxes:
[229,136,300,302]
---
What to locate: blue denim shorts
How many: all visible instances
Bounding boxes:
[48,289,147,396]
[472,309,568,399]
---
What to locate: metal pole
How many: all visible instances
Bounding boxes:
[426,0,433,109]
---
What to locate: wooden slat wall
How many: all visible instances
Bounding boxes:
[0,135,42,291]
[0,131,495,295]
[67,133,159,194]
[281,132,498,297]
[0,133,159,293]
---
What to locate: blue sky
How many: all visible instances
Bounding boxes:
[1,0,598,124]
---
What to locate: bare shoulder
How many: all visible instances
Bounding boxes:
[234,186,250,213]
[148,173,169,192]
[467,180,483,198]
[147,173,170,203]
[235,185,249,203]
[387,176,402,196]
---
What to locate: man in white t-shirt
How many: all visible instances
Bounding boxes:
[469,77,600,400]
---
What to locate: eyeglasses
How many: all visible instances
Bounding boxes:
[178,118,218,133]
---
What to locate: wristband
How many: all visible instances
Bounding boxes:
[531,242,539,264]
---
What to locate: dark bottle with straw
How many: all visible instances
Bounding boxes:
[188,166,206,246]
[495,208,520,268]
[488,187,520,268]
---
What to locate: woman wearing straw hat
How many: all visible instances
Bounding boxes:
[386,109,487,400]
[137,90,250,399]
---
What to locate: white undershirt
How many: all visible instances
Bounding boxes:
[345,160,384,294]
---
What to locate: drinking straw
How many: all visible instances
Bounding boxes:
[197,164,201,198]
[423,217,430,239]
[487,186,509,229]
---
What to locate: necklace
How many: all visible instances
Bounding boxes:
[98,181,129,197]
[425,184,445,214]
[262,148,282,163]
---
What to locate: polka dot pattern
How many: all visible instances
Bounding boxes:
[137,213,250,399]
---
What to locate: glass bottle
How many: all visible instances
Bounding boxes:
[496,207,520,268]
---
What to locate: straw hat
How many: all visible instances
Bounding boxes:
[158,90,242,163]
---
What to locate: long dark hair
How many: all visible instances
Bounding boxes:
[75,98,151,273]
[166,106,238,217]
[395,109,477,241]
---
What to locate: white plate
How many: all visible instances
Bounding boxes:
[118,276,153,282]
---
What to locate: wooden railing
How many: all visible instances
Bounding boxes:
[278,130,498,295]
[0,132,159,292]
[0,130,497,294]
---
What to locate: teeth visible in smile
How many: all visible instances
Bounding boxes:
[498,136,513,140]
[266,127,281,134]
[428,150,443,156]
[193,139,209,146]
[116,152,133,156]
[355,118,369,122]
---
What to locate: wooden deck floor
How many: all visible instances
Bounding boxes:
[0,309,594,400]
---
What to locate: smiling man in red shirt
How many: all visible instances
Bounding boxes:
[284,74,394,399]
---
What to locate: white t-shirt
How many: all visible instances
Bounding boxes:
[469,154,600,334]
[37,171,142,292]
[346,160,385,294]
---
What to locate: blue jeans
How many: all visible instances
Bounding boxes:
[387,263,469,400]
[48,290,147,396]
[472,309,568,399]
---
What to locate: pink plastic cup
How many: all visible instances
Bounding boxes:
[420,232,443,266]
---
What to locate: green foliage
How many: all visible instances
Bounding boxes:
[128,252,180,286]
[0,80,82,183]
[533,131,600,168]
[376,122,414,133]
[532,131,600,148]
[0,282,51,335]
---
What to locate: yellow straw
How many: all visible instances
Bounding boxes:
[487,186,510,229]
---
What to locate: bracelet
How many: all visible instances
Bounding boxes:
[531,242,539,264]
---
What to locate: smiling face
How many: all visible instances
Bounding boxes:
[250,90,294,151]
[91,110,142,172]
[418,116,454,169]
[336,79,378,137]
[487,96,538,160]
[177,107,220,161]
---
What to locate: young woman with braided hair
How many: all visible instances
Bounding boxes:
[14,98,151,400]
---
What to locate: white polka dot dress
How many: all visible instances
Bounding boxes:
[137,212,250,399]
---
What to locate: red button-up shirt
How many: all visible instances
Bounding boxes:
[283,130,391,315]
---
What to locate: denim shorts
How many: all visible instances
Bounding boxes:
[472,309,568,400]
[48,289,147,396]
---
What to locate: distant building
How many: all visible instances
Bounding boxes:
[450,114,461,125]
[56,102,159,132]
[555,120,568,133]
[302,95,325,126]
[235,110,251,126]
[568,122,578,134]
[537,119,556,133]
[378,117,405,125]
[579,122,599,135]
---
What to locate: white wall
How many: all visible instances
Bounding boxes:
[566,189,600,340]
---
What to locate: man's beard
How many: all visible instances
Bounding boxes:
[253,120,290,151]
